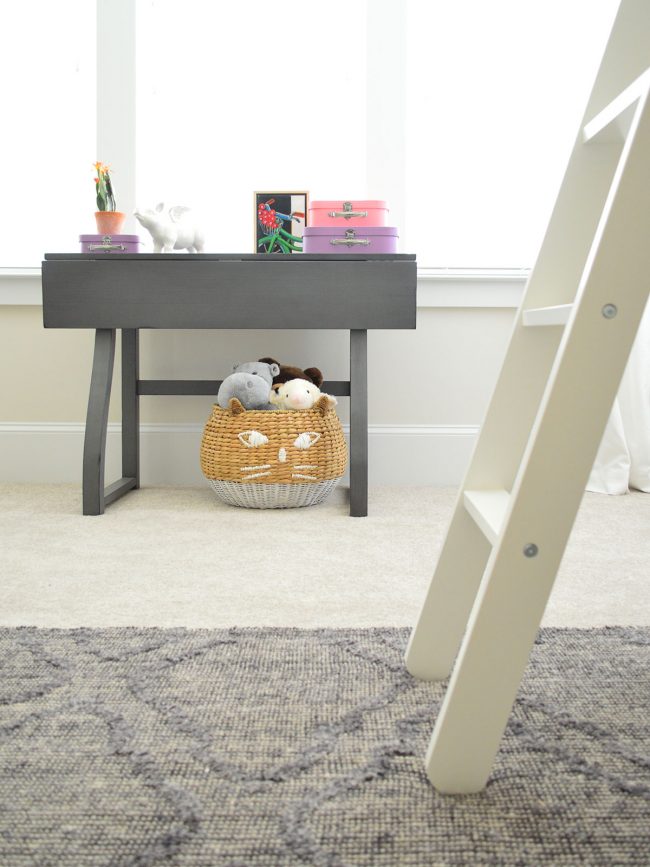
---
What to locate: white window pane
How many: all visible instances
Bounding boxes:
[405,0,619,268]
[136,0,367,252]
[0,2,96,268]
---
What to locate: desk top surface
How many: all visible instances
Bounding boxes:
[44,253,416,262]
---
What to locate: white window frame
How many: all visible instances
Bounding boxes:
[97,0,136,236]
[0,0,529,308]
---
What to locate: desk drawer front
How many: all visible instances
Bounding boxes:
[42,259,417,329]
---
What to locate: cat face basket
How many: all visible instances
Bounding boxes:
[200,395,348,508]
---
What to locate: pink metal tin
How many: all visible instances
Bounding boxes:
[303,226,398,254]
[79,234,143,253]
[308,200,388,227]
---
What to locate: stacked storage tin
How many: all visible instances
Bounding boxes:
[79,234,143,253]
[303,200,398,253]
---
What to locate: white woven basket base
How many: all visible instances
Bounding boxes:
[208,479,341,509]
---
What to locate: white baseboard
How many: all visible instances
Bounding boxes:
[0,422,478,486]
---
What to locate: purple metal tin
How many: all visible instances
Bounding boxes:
[79,234,143,253]
[303,226,398,254]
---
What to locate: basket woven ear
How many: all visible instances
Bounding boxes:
[229,397,246,415]
[314,394,336,415]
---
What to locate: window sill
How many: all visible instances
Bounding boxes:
[0,269,42,305]
[417,268,528,308]
[0,265,529,309]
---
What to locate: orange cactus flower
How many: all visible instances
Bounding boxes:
[93,160,117,211]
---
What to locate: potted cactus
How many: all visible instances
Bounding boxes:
[93,161,125,234]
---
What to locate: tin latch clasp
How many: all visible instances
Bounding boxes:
[88,235,126,251]
[328,201,368,219]
[330,229,371,247]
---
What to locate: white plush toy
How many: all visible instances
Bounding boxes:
[270,378,338,411]
[133,203,205,253]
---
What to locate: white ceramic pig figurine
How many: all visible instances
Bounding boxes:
[133,203,205,253]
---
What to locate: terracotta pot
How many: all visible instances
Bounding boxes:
[95,211,126,234]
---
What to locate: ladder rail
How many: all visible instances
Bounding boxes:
[412,67,650,794]
[407,0,650,793]
[404,136,622,681]
[405,50,647,687]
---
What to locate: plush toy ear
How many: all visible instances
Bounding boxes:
[269,363,280,376]
[304,367,324,388]
[229,397,246,415]
[231,362,240,372]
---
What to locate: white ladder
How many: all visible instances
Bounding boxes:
[406,0,650,794]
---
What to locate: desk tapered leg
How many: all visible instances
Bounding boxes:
[83,329,116,515]
[350,329,368,517]
[121,329,140,487]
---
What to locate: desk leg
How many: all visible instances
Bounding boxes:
[83,329,116,515]
[350,329,368,517]
[122,329,140,487]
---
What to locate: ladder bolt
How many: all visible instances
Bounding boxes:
[602,303,618,319]
[523,543,539,558]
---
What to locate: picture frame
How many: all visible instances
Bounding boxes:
[254,191,309,254]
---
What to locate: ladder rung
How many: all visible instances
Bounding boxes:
[583,69,650,143]
[463,489,510,545]
[522,303,572,327]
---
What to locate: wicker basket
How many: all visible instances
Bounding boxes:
[200,395,347,508]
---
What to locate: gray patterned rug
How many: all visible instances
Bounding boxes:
[0,627,649,866]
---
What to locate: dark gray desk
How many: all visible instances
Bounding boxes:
[41,253,417,516]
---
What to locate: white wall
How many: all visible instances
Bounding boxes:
[0,272,521,486]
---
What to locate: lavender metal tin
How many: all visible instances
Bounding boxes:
[79,234,143,253]
[303,226,398,254]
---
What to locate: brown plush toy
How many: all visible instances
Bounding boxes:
[258,357,324,391]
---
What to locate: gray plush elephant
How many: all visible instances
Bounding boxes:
[216,360,280,410]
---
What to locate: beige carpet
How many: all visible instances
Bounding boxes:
[1,483,649,628]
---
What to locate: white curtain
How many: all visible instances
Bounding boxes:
[587,299,650,494]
